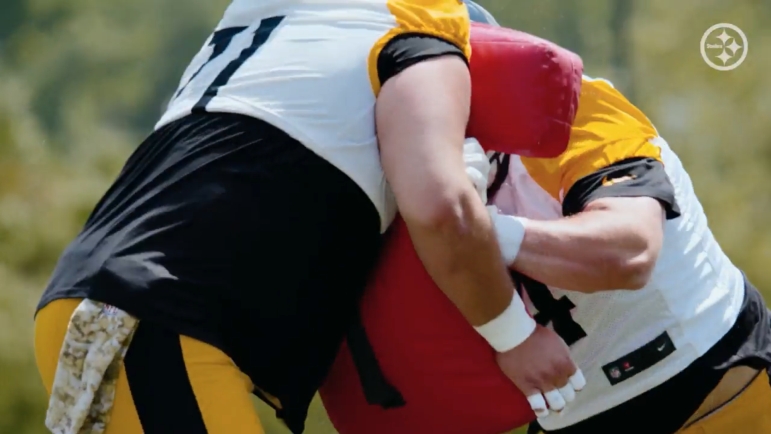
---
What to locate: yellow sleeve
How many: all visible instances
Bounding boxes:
[519,77,662,202]
[558,77,662,196]
[367,0,471,94]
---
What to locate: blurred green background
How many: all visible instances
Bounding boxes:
[0,0,769,432]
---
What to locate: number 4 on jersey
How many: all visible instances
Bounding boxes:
[515,272,587,346]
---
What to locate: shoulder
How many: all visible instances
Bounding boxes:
[373,0,471,63]
[384,0,471,50]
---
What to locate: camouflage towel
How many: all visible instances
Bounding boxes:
[45,300,138,434]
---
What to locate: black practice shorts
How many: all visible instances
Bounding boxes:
[37,112,383,432]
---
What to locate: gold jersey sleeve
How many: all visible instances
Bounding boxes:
[367,0,471,94]
[520,76,663,201]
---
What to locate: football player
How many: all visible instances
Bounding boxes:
[486,72,771,433]
[33,1,577,433]
[322,3,771,434]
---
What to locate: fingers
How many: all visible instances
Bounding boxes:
[463,137,484,155]
[554,368,584,405]
[463,137,491,176]
[558,382,576,403]
[543,389,566,412]
[525,369,586,418]
[526,393,549,418]
[569,369,586,391]
[463,137,491,203]
[466,166,487,193]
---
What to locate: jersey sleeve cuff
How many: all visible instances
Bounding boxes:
[562,157,681,219]
[376,33,468,86]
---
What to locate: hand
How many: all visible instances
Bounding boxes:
[496,324,585,417]
[463,137,490,203]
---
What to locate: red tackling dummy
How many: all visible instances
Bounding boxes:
[467,23,583,157]
[319,24,583,434]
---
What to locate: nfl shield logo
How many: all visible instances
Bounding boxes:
[609,367,621,379]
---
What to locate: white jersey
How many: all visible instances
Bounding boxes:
[492,76,745,430]
[156,0,471,232]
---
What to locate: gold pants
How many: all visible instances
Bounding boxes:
[679,368,771,433]
[35,298,266,434]
[532,367,771,434]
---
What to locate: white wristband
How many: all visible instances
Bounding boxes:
[488,206,527,266]
[474,291,537,352]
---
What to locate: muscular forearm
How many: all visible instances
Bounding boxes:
[377,54,519,328]
[408,188,516,326]
[510,198,664,292]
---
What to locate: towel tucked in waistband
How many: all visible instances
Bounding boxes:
[45,299,138,434]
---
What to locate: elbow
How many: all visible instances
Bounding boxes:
[617,253,657,290]
[607,244,659,290]
[586,199,666,290]
[400,188,478,236]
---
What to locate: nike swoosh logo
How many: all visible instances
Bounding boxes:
[601,174,636,187]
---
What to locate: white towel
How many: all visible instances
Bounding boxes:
[45,300,138,434]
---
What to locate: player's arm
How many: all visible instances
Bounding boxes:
[376,36,515,326]
[376,27,583,416]
[494,157,679,292]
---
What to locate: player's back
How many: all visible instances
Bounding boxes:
[159,0,470,231]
